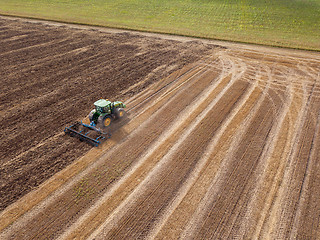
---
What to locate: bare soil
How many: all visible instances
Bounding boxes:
[0,16,215,212]
[1,16,320,240]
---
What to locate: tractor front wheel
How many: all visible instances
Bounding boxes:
[88,109,95,122]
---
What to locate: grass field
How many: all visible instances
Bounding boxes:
[0,1,319,49]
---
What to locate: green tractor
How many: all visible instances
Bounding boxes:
[64,99,126,146]
[89,99,126,128]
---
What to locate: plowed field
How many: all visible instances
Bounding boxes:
[1,16,320,239]
[0,16,215,212]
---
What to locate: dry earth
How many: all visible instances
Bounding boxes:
[0,16,215,212]
[1,16,320,239]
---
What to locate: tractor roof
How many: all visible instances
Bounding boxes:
[94,99,111,107]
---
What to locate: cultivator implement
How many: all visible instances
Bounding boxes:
[64,122,110,147]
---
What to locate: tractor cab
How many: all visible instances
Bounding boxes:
[94,99,112,114]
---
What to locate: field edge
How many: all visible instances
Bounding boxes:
[0,13,319,52]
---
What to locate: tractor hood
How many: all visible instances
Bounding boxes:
[113,101,126,108]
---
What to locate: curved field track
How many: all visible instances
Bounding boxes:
[1,17,320,239]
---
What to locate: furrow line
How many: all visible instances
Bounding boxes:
[277,111,313,238]
[127,64,207,113]
[179,64,271,240]
[0,34,62,57]
[1,51,108,108]
[0,37,82,73]
[128,80,251,239]
[221,62,291,237]
[2,43,95,80]
[261,83,309,238]
[126,54,219,108]
[254,72,306,238]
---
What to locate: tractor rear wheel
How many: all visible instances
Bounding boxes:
[114,108,125,119]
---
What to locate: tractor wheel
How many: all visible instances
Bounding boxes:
[88,109,95,122]
[99,115,112,128]
[114,108,125,119]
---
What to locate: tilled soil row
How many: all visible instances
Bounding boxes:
[293,114,320,239]
[229,53,320,239]
[185,52,320,239]
[273,87,320,239]
[0,37,91,79]
[0,17,216,211]
[195,90,283,239]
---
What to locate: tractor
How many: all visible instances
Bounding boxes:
[64,99,126,146]
[88,99,126,128]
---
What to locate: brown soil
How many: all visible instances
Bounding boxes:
[1,16,320,240]
[0,16,215,212]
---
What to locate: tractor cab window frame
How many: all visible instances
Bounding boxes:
[96,105,111,113]
[96,106,105,113]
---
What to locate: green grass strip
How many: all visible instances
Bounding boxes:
[0,0,319,50]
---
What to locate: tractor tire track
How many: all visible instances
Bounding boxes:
[245,73,306,239]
